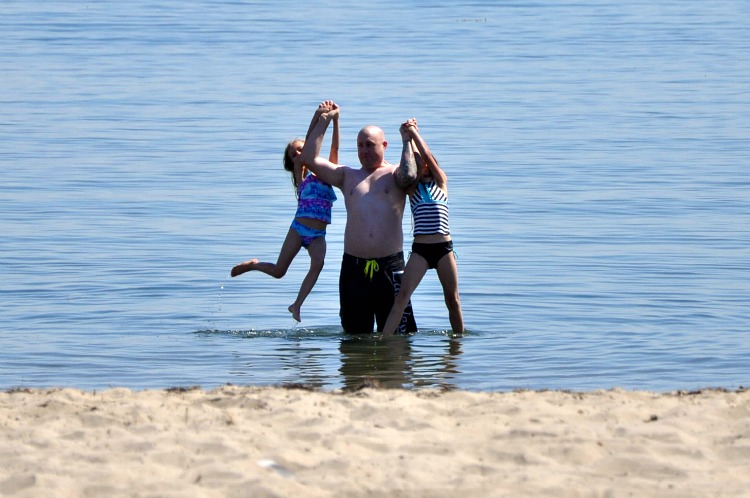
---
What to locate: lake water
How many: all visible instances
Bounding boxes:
[2,0,748,392]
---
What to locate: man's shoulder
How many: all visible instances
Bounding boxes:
[338,164,358,178]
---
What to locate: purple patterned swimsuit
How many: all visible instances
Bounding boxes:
[292,173,336,248]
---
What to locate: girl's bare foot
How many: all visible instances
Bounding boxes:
[231,259,259,277]
[288,303,301,322]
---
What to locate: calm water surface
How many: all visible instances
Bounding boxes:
[2,0,749,391]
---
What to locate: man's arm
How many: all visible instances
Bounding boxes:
[303,106,324,141]
[394,121,419,189]
[300,102,345,188]
[303,102,339,164]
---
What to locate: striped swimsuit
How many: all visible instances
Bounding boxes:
[410,180,450,236]
[409,180,453,269]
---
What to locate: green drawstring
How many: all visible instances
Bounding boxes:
[363,259,379,280]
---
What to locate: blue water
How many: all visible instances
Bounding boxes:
[2,0,749,392]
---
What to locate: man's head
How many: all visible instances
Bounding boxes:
[357,125,387,169]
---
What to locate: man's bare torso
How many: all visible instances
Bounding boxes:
[342,163,406,259]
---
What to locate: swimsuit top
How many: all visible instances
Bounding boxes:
[295,172,337,223]
[410,180,450,236]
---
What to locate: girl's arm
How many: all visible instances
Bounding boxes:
[407,123,448,192]
[329,108,340,164]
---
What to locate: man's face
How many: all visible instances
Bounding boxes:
[357,127,386,169]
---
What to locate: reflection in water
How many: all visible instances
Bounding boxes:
[275,336,330,389]
[208,329,465,390]
[339,335,463,390]
[419,336,462,389]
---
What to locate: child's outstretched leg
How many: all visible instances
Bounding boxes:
[230,228,302,279]
[231,259,259,277]
[288,236,326,322]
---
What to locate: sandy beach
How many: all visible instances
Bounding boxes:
[1,385,748,497]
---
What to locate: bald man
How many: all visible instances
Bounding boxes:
[300,101,418,334]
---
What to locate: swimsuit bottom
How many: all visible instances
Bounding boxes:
[411,240,454,269]
[291,219,326,248]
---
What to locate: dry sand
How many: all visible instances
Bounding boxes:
[1,385,748,497]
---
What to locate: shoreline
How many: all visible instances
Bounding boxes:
[2,386,748,497]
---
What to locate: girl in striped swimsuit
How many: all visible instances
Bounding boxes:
[382,118,464,335]
[231,103,338,322]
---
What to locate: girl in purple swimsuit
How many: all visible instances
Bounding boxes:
[231,102,338,322]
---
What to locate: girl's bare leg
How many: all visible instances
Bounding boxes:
[231,228,302,278]
[231,259,259,277]
[381,254,428,335]
[288,236,326,321]
[436,252,464,334]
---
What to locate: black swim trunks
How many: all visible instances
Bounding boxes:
[339,252,418,334]
[411,240,454,269]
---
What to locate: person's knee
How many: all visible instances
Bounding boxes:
[444,291,460,310]
[310,257,324,273]
[271,266,287,279]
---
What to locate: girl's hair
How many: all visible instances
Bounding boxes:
[283,139,303,195]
